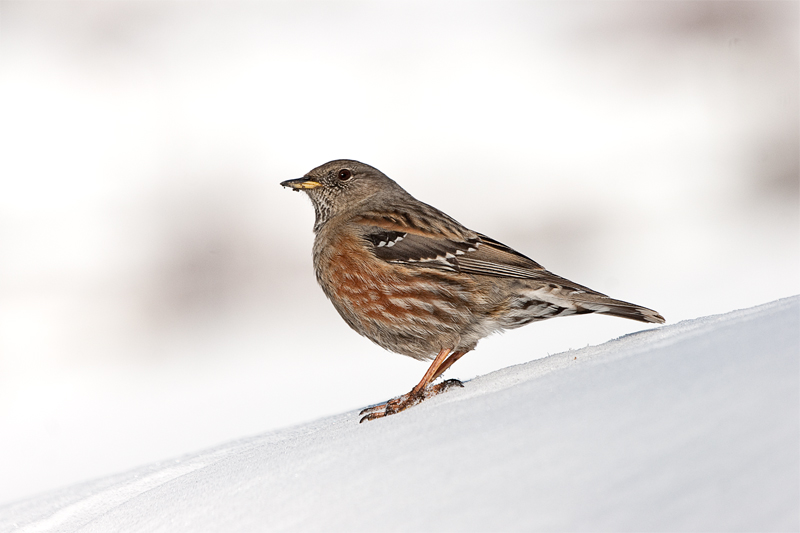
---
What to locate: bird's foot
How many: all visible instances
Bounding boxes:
[359,379,463,423]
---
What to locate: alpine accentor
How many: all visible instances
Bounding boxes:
[281,160,664,422]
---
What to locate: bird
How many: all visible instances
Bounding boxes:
[281,160,664,422]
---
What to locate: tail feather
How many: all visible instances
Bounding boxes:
[598,300,665,324]
[579,296,665,324]
[527,269,664,325]
[519,270,665,325]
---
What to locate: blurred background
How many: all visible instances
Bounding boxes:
[0,0,797,504]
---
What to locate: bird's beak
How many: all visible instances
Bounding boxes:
[280,177,322,190]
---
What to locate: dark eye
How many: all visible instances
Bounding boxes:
[337,169,352,181]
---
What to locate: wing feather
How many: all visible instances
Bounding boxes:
[354,206,595,292]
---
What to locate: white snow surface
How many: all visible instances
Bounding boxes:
[2,297,798,532]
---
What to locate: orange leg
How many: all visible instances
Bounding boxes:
[409,347,452,395]
[360,348,467,423]
[431,350,468,381]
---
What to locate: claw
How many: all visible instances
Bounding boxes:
[433,378,464,393]
[359,395,403,417]
[358,378,464,423]
[359,411,383,423]
[359,403,385,416]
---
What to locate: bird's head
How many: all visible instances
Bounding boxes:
[281,159,403,231]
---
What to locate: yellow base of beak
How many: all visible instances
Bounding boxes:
[280,178,322,190]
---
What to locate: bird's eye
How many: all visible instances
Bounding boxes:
[337,169,352,181]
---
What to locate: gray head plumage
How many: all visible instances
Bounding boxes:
[281,159,406,232]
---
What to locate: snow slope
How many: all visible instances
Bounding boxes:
[2,297,797,532]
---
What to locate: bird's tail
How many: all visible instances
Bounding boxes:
[593,297,665,324]
[602,300,664,324]
[519,271,665,325]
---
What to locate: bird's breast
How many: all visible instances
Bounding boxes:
[312,228,483,346]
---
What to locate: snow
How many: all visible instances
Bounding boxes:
[2,296,797,532]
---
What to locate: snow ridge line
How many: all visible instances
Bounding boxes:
[16,464,206,533]
[428,296,799,408]
[5,413,357,533]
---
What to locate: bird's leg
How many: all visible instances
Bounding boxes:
[431,350,468,381]
[360,348,465,422]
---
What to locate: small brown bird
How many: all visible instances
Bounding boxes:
[281,160,664,422]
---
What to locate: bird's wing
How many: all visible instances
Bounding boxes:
[353,205,598,292]
[352,205,480,273]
